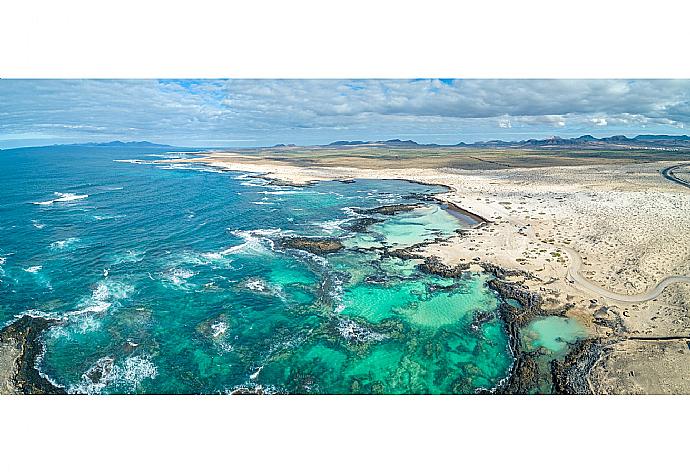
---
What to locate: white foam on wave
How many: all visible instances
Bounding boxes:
[258,190,300,195]
[337,318,386,343]
[68,355,158,394]
[241,277,287,302]
[210,321,227,338]
[245,278,268,292]
[114,159,155,165]
[24,265,42,273]
[32,192,89,205]
[68,279,134,317]
[250,201,273,205]
[249,365,264,381]
[93,214,125,221]
[311,218,349,235]
[219,229,282,255]
[32,220,45,229]
[163,267,197,288]
[50,237,81,251]
[19,309,64,321]
[111,250,144,265]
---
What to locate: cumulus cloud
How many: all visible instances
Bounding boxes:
[1,79,689,147]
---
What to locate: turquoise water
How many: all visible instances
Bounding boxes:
[0,144,514,394]
[523,317,587,354]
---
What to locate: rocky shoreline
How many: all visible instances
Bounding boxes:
[415,255,599,394]
[0,316,65,394]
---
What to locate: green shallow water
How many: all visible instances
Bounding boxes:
[523,316,588,355]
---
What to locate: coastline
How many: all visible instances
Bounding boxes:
[182,151,690,394]
[0,316,65,394]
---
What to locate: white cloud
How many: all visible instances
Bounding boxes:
[1,79,689,146]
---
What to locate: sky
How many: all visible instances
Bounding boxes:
[1,79,689,149]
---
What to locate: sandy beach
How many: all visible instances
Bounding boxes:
[187,150,690,393]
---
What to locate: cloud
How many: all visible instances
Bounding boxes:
[1,79,689,146]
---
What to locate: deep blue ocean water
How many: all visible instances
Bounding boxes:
[0,145,516,393]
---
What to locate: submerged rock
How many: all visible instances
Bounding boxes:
[343,217,382,233]
[359,203,421,215]
[417,256,470,278]
[279,237,344,254]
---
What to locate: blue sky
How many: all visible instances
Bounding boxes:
[1,79,689,149]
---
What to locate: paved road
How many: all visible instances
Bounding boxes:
[563,247,690,303]
[661,163,690,189]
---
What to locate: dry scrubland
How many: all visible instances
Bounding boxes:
[177,145,690,393]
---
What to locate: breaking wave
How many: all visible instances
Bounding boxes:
[32,192,88,205]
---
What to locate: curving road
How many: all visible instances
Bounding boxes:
[661,163,690,189]
[563,248,690,303]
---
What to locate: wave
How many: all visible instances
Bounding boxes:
[168,268,196,285]
[336,318,387,343]
[113,159,157,165]
[23,265,42,273]
[31,220,45,229]
[258,190,301,195]
[68,279,134,317]
[210,321,228,338]
[241,277,287,302]
[93,214,125,221]
[18,309,64,321]
[68,355,158,394]
[32,192,88,205]
[311,218,349,235]
[208,229,283,257]
[111,250,145,266]
[49,237,81,251]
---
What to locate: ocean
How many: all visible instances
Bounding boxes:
[0,144,520,393]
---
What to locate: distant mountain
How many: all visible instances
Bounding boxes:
[81,140,175,147]
[328,139,426,147]
[324,134,690,150]
[471,134,690,149]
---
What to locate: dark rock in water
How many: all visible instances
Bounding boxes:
[338,179,356,184]
[84,357,115,384]
[417,256,470,278]
[359,203,421,215]
[0,316,66,394]
[385,247,419,259]
[279,237,344,254]
[364,274,388,284]
[343,217,382,233]
[470,311,495,330]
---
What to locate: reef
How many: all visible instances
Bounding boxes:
[279,237,344,254]
[0,316,65,394]
[343,217,383,233]
[359,203,422,216]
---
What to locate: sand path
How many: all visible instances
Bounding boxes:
[563,247,690,303]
